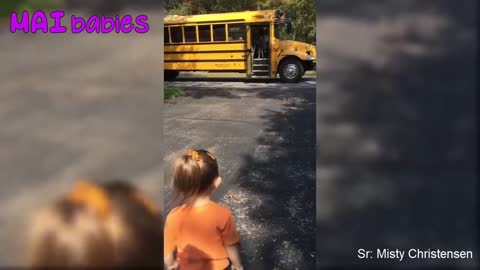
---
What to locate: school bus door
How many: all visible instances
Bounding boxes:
[270,22,281,78]
[246,24,252,78]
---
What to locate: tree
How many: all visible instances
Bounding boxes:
[284,0,316,42]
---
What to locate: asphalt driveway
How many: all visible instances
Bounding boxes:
[164,78,316,269]
[315,1,477,268]
[0,10,164,266]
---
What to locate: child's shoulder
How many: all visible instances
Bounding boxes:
[166,202,232,217]
[208,201,233,215]
[166,205,184,216]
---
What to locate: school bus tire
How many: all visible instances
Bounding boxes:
[165,70,180,81]
[279,58,304,83]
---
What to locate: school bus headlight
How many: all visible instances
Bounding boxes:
[306,55,315,60]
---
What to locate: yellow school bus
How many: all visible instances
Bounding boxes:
[164,9,316,83]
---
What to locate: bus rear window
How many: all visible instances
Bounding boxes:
[198,25,211,42]
[184,26,197,42]
[170,26,183,43]
[228,24,246,41]
[213,24,226,42]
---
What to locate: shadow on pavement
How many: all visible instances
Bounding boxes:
[176,77,314,84]
[168,81,315,100]
[316,0,477,268]
[181,88,243,100]
[177,77,275,83]
[220,87,316,269]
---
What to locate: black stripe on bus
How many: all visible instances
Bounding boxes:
[169,70,247,72]
[165,50,250,54]
[165,19,246,26]
[165,59,245,63]
[165,41,246,46]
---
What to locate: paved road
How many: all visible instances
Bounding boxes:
[315,1,477,268]
[0,10,164,266]
[164,78,316,269]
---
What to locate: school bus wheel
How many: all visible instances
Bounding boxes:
[279,58,304,83]
[165,70,180,81]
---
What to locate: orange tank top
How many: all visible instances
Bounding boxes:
[164,201,240,270]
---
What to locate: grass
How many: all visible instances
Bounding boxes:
[165,85,185,100]
[305,70,316,76]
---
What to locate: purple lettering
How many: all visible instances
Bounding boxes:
[101,16,115,33]
[115,15,121,33]
[121,15,134,33]
[135,15,149,33]
[31,11,48,33]
[50,11,67,33]
[86,16,100,33]
[10,11,29,33]
[71,15,86,33]
[10,12,150,35]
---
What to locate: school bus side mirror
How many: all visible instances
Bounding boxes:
[274,9,282,18]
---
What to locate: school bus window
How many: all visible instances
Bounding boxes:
[184,26,197,43]
[274,21,293,40]
[198,25,211,42]
[228,24,246,41]
[170,26,182,43]
[164,27,169,43]
[213,24,226,42]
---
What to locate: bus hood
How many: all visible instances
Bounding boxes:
[280,40,316,60]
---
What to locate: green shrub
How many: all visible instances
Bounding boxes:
[165,85,185,100]
[1,0,64,19]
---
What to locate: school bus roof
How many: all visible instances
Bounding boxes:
[164,10,281,25]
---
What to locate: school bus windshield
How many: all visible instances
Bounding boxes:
[274,21,294,40]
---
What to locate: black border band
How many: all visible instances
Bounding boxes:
[165,50,250,54]
[165,41,247,46]
[165,19,246,26]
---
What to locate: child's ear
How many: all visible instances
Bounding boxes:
[214,176,222,188]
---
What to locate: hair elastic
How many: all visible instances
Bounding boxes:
[68,180,112,219]
[186,149,201,161]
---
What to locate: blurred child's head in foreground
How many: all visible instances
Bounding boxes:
[27,179,163,268]
[174,149,221,201]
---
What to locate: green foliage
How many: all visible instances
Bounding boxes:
[166,0,257,14]
[166,4,191,16]
[274,23,294,40]
[284,0,316,42]
[257,0,286,10]
[0,2,21,18]
[165,0,315,43]
[165,85,185,100]
[1,0,64,18]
